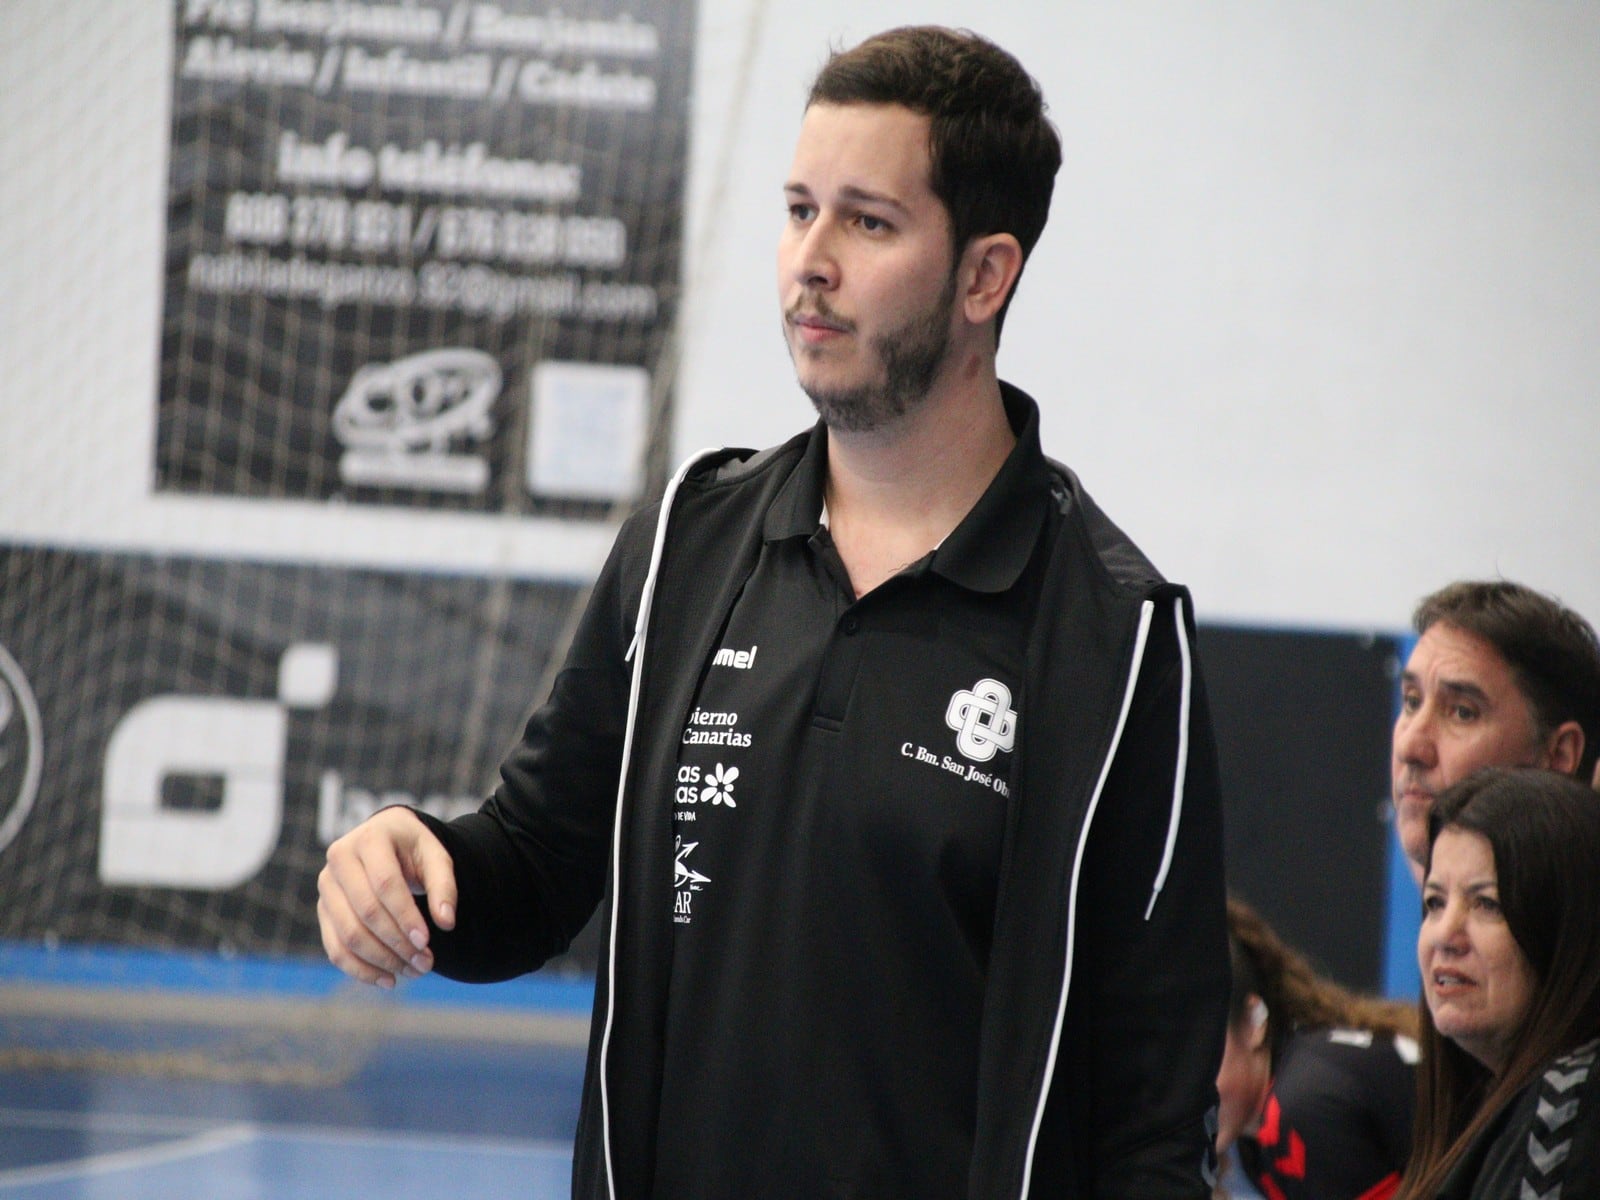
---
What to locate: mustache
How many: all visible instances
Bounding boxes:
[1394,768,1432,796]
[785,296,855,333]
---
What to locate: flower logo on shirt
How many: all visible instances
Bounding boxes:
[699,762,738,807]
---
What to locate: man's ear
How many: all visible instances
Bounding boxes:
[1544,720,1585,777]
[960,233,1024,327]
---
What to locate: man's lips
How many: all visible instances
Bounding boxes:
[1395,782,1434,807]
[789,311,850,338]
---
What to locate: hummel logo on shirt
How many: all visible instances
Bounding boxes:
[711,644,758,669]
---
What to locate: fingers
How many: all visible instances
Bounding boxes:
[409,831,458,933]
[318,882,407,989]
[317,808,456,989]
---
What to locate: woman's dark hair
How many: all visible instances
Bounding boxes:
[807,26,1062,341]
[1227,897,1416,1075]
[1399,766,1600,1198]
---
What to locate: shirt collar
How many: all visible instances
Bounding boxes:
[930,383,1052,593]
[764,421,831,542]
[763,383,1053,594]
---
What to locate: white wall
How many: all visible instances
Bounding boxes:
[681,1,1600,631]
[4,1,1598,631]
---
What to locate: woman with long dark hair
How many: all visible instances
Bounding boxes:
[1399,766,1600,1198]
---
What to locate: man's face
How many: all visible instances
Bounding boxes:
[1392,622,1547,881]
[777,102,962,434]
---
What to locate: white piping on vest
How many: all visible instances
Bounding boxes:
[601,448,720,1199]
[1017,598,1154,1199]
[1144,596,1192,921]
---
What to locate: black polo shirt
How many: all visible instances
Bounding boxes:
[653,401,1056,1198]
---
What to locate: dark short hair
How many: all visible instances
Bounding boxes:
[1413,580,1600,782]
[807,26,1062,340]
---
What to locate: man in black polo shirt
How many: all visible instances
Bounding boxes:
[319,26,1229,1199]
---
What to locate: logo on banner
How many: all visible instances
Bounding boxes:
[99,643,338,889]
[945,678,1018,763]
[332,347,501,494]
[0,642,44,857]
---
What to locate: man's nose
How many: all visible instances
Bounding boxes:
[792,216,840,290]
[1395,706,1437,768]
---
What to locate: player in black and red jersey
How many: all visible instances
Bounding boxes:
[1217,899,1418,1200]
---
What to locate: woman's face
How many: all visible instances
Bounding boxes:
[1418,827,1537,1073]
[1214,998,1271,1155]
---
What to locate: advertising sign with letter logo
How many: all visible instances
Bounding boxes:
[0,544,588,963]
[0,642,43,858]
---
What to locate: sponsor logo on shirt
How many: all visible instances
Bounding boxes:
[945,678,1017,762]
[674,762,740,819]
[674,834,709,923]
[698,762,738,806]
[899,740,1012,796]
[897,677,1018,797]
[681,707,752,748]
[711,644,758,670]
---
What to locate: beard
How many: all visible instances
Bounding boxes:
[787,268,959,435]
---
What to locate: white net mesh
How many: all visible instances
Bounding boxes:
[0,1,695,1072]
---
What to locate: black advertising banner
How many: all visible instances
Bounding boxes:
[157,1,695,516]
[0,544,585,961]
[0,541,1402,984]
[1198,626,1398,992]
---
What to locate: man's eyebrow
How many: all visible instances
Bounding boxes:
[838,184,910,213]
[781,181,911,215]
[1399,672,1493,705]
[1436,679,1493,705]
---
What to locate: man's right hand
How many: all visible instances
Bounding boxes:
[317,806,458,989]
